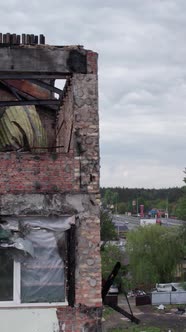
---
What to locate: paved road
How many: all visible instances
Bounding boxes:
[112,214,186,231]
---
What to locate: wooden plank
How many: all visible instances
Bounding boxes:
[28,79,63,95]
[0,47,87,73]
[3,79,52,99]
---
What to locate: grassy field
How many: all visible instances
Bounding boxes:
[103,303,186,332]
[108,327,162,332]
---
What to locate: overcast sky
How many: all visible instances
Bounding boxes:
[1,0,186,188]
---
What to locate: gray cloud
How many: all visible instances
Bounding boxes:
[1,0,186,188]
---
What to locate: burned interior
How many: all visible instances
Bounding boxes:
[0,33,101,332]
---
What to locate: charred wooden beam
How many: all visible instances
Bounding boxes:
[0,100,60,106]
[0,73,70,80]
[108,304,140,324]
[102,262,140,325]
[102,262,121,301]
[0,48,87,73]
[1,79,54,99]
[0,83,58,111]
[67,224,76,307]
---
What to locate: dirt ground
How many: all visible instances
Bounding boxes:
[102,296,186,331]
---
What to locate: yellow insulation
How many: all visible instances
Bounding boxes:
[0,105,47,152]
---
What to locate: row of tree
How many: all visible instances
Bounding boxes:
[101,186,186,218]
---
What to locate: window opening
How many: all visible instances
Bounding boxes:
[21,228,65,303]
[0,216,74,305]
[0,78,67,153]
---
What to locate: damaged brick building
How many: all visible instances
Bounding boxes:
[0,33,102,332]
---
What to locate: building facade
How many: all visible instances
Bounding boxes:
[0,33,102,332]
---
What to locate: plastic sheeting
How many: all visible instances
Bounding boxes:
[21,229,65,303]
[0,215,75,303]
[0,238,34,257]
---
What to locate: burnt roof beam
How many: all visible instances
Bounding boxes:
[2,83,22,101]
[0,100,60,107]
[0,73,70,80]
[0,48,87,74]
[1,79,62,100]
[0,80,61,111]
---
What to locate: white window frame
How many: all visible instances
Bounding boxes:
[0,260,68,308]
[0,261,20,306]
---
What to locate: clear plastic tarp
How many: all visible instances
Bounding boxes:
[0,215,75,303]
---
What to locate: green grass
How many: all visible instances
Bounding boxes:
[103,306,115,319]
[108,327,162,332]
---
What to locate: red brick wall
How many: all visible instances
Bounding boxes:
[0,152,79,194]
[87,51,98,74]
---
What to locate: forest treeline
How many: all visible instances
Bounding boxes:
[100,186,186,216]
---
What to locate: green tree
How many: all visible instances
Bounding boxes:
[175,196,186,221]
[101,244,128,289]
[103,189,114,206]
[103,189,119,212]
[117,202,127,214]
[100,210,118,244]
[179,222,186,256]
[126,225,183,289]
